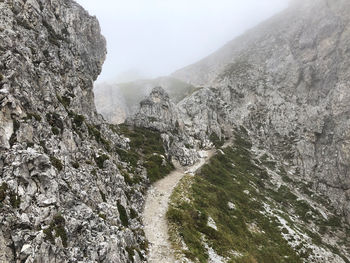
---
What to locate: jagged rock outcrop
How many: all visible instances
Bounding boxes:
[172,0,350,222]
[0,0,148,262]
[131,87,179,133]
[128,87,200,166]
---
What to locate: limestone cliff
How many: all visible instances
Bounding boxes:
[0,0,149,262]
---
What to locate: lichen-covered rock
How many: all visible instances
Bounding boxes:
[0,0,148,262]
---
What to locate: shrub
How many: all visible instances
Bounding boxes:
[94,154,109,169]
[99,213,106,220]
[117,202,129,227]
[73,114,85,127]
[60,96,71,108]
[46,112,64,134]
[121,171,133,185]
[0,183,8,202]
[50,156,63,171]
[130,208,138,219]
[44,213,68,247]
[9,119,20,146]
[26,112,42,121]
[99,190,106,202]
[52,127,60,135]
[9,191,21,208]
[87,124,111,150]
[126,247,135,262]
[209,132,224,148]
[71,162,79,169]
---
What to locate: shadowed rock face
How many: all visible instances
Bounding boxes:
[172,0,350,221]
[0,1,147,262]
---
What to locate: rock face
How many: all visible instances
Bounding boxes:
[132,87,179,133]
[128,87,199,166]
[0,0,148,262]
[171,0,350,222]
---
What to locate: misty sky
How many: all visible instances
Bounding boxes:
[76,0,289,83]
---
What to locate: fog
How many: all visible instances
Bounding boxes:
[75,0,289,83]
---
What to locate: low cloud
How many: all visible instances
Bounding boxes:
[76,0,289,83]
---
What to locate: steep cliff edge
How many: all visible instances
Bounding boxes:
[172,0,350,223]
[0,1,157,262]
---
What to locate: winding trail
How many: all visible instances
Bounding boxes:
[143,149,215,263]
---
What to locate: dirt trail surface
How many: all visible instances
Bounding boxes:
[143,149,215,263]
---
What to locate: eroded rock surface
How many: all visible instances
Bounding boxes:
[0,0,147,262]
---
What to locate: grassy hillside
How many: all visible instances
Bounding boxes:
[167,128,350,263]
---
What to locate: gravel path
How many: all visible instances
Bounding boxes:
[143,150,215,263]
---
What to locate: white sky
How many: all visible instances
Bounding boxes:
[75,0,289,83]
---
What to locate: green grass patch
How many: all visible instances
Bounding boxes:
[50,156,63,171]
[168,132,303,263]
[117,124,174,183]
[26,112,42,121]
[144,155,174,183]
[209,132,224,148]
[43,213,68,247]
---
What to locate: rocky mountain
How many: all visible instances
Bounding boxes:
[127,0,350,261]
[2,0,350,262]
[94,77,198,124]
[132,86,350,262]
[0,0,169,262]
[171,0,350,224]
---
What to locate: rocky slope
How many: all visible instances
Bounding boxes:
[0,0,162,262]
[124,0,350,261]
[171,0,350,223]
[3,0,350,261]
[131,87,350,262]
[168,130,350,263]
